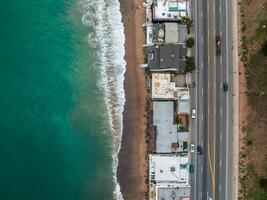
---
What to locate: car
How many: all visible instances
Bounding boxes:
[191,109,196,119]
[189,164,194,173]
[223,82,229,92]
[190,144,195,153]
[216,34,222,56]
[197,146,203,155]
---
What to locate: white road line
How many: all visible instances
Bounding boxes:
[220,108,223,116]
[201,165,203,174]
[220,134,222,141]
[201,114,204,121]
[201,61,204,70]
[201,140,204,146]
[225,0,230,198]
[220,160,222,167]
[220,5,222,13]
[202,88,204,96]
[219,184,222,192]
[193,0,198,198]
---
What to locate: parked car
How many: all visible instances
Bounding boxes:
[223,82,229,92]
[190,144,195,153]
[191,109,196,119]
[216,34,222,56]
[197,146,203,155]
[189,164,195,173]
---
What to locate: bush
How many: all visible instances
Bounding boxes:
[181,16,193,34]
[186,56,196,72]
[261,40,267,56]
[186,37,194,48]
[259,178,267,191]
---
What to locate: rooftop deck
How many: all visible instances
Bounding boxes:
[152,0,188,22]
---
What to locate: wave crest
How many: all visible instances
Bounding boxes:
[78,0,126,199]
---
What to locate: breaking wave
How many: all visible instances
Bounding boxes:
[78,0,126,199]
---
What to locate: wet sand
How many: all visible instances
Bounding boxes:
[117,0,148,200]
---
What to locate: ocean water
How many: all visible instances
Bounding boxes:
[0,0,125,199]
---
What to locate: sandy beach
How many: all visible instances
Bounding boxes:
[117,0,148,200]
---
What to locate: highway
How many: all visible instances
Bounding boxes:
[190,0,235,199]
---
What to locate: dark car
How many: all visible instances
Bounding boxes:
[189,164,194,173]
[223,82,229,92]
[197,146,203,155]
[216,34,222,56]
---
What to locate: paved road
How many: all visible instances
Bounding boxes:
[191,0,235,199]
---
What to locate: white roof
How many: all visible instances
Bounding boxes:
[149,154,189,184]
[153,0,188,21]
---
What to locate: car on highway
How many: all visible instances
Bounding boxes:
[223,82,229,92]
[216,34,222,56]
[190,144,195,153]
[191,109,196,119]
[197,146,203,155]
[189,164,194,173]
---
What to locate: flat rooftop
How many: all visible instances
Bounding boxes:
[153,101,189,153]
[165,23,178,43]
[178,100,190,114]
[157,184,191,200]
[147,44,187,72]
[152,0,188,22]
[151,73,189,100]
[153,101,177,153]
[149,154,189,184]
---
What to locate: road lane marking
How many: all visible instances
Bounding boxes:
[219,184,222,192]
[202,88,204,96]
[201,114,204,121]
[213,7,217,200]
[201,165,203,174]
[202,36,204,43]
[201,61,204,70]
[220,108,223,116]
[220,160,222,167]
[225,0,230,198]
[220,134,222,141]
[220,5,222,13]
[207,2,215,197]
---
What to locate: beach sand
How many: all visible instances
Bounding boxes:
[117,0,148,200]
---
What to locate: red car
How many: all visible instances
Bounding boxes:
[216,34,222,56]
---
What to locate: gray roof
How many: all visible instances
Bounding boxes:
[178,24,188,43]
[153,101,177,153]
[147,44,187,72]
[178,101,190,114]
[165,23,178,43]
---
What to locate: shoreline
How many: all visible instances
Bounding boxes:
[117,0,148,200]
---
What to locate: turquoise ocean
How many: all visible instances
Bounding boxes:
[0,0,125,199]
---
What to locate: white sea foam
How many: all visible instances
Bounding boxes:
[78,0,125,199]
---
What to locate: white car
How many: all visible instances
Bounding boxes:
[192,109,196,119]
[190,144,195,153]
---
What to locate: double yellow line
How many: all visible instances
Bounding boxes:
[207,3,217,200]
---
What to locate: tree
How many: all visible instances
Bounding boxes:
[181,16,193,34]
[261,40,267,56]
[186,56,196,72]
[186,37,194,48]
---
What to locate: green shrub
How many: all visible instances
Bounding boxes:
[186,56,196,72]
[261,40,267,56]
[185,37,194,48]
